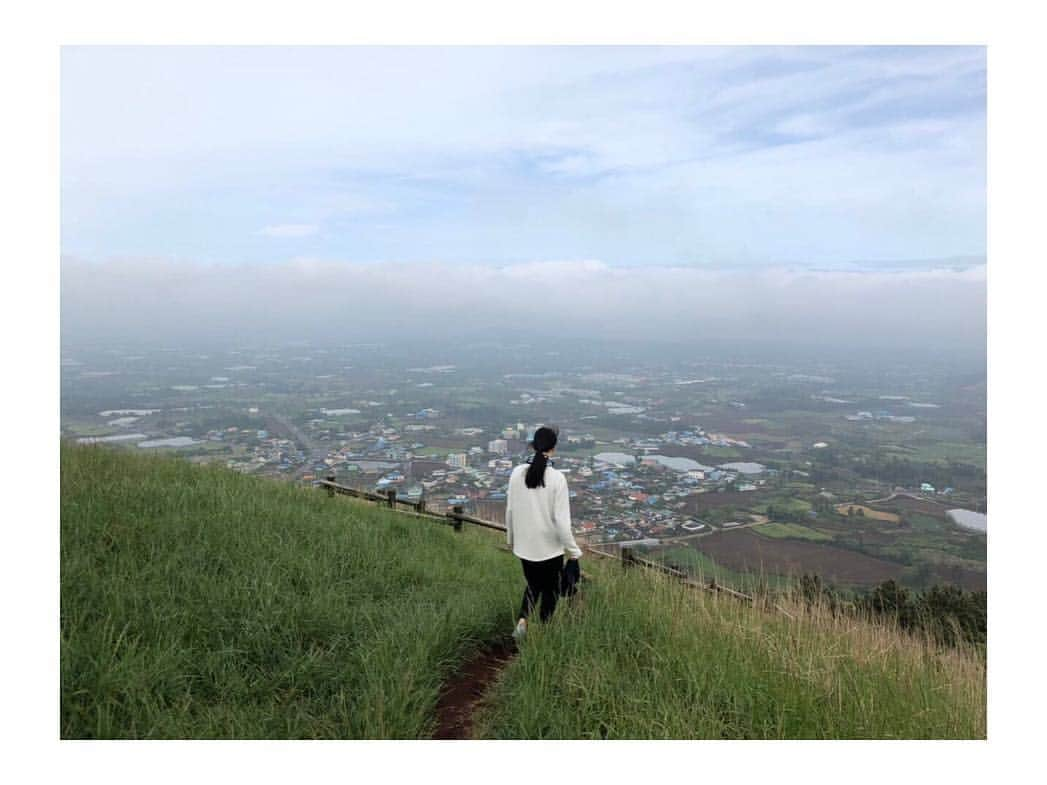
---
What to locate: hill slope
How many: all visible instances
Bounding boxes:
[61,443,985,739]
[61,443,520,738]
[478,560,985,738]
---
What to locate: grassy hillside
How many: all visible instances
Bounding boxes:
[61,442,521,738]
[61,443,986,739]
[477,562,985,739]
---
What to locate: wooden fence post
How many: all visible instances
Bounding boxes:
[325,474,336,498]
[386,488,397,508]
[417,492,426,514]
[452,504,463,532]
[621,545,635,569]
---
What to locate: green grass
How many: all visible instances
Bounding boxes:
[62,442,986,740]
[475,560,985,739]
[62,420,125,438]
[61,442,520,739]
[752,497,813,517]
[412,446,461,457]
[905,512,949,533]
[754,522,834,542]
[887,441,986,470]
[558,444,612,458]
[696,445,743,459]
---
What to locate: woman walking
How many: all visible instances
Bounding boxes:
[505,425,583,641]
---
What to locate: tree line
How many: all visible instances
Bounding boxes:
[805,448,984,494]
[794,574,986,649]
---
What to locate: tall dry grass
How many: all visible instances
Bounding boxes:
[474,557,985,739]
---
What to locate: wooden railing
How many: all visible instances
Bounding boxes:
[586,545,759,603]
[317,476,507,533]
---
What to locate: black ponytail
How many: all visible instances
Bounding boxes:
[525,425,559,489]
[525,451,548,489]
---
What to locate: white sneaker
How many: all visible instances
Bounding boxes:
[512,619,527,641]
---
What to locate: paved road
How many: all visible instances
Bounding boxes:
[638,516,771,545]
[865,491,945,507]
[267,413,329,462]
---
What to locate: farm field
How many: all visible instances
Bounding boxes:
[682,490,769,515]
[558,443,614,458]
[752,497,813,516]
[669,483,986,594]
[755,522,834,542]
[694,528,906,588]
[834,504,901,523]
[657,444,746,461]
[879,496,952,517]
[678,511,988,593]
[648,544,792,592]
[884,441,986,469]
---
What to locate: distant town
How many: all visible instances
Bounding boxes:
[62,339,986,593]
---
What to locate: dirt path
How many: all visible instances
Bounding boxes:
[433,640,516,739]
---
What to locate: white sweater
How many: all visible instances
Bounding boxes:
[505,462,583,561]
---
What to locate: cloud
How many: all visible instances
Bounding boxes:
[60,256,985,360]
[258,224,319,238]
[61,47,985,266]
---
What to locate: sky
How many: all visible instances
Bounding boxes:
[61,46,986,354]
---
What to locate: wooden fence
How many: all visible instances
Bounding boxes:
[318,476,507,533]
[585,545,765,605]
[315,475,794,615]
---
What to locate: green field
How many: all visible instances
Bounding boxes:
[884,441,986,470]
[556,444,609,458]
[696,445,744,459]
[905,512,949,533]
[754,522,834,542]
[412,446,461,457]
[752,497,813,517]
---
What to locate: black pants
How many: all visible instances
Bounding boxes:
[518,554,564,622]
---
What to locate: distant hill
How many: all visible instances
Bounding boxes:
[61,443,985,739]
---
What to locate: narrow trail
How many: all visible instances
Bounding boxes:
[433,639,516,739]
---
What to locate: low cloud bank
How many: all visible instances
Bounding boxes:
[61,257,985,355]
